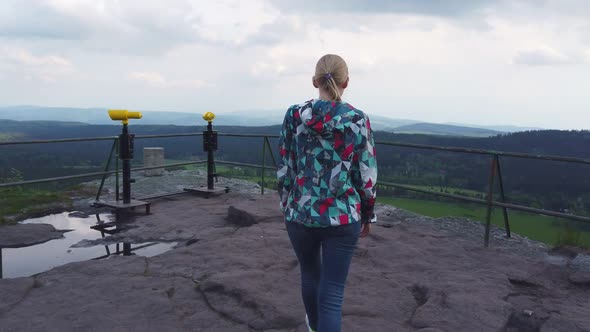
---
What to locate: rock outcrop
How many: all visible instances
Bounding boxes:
[0,192,589,331]
[0,224,67,248]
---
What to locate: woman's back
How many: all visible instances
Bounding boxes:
[278,99,377,227]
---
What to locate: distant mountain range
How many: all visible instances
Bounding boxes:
[0,105,542,137]
[442,122,543,133]
[392,123,501,137]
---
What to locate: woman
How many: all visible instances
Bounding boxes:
[277,54,377,332]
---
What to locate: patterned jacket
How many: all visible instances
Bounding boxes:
[277,99,377,227]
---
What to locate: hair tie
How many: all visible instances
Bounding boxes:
[323,73,332,80]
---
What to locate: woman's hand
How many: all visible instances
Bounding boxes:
[360,223,371,238]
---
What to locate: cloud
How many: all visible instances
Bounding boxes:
[0,1,89,40]
[127,71,211,89]
[185,0,280,45]
[270,0,494,17]
[0,0,284,54]
[0,0,590,129]
[512,47,573,66]
[0,47,73,81]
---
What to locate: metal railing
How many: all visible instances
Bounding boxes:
[2,132,589,247]
[0,133,206,202]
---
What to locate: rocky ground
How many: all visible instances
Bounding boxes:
[0,224,68,248]
[0,179,589,331]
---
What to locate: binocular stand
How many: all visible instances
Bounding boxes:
[95,123,151,214]
[184,119,229,197]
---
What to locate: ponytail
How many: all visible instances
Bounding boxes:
[323,74,342,101]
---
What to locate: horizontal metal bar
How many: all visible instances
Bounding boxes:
[0,133,204,146]
[132,160,207,172]
[216,160,276,170]
[0,170,119,187]
[379,181,488,204]
[90,242,160,260]
[0,160,206,188]
[379,181,590,224]
[135,133,203,139]
[0,133,283,145]
[3,132,588,164]
[217,133,280,138]
[375,140,590,165]
[0,136,117,145]
[493,201,590,223]
[375,140,501,155]
[496,151,590,164]
[136,190,189,200]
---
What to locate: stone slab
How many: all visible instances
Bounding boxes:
[0,224,67,248]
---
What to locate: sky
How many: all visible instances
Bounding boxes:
[1,0,589,129]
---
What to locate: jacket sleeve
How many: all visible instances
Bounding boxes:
[351,113,378,224]
[277,108,297,213]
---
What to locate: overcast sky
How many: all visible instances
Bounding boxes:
[1,0,589,129]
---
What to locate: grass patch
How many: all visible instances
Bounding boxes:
[0,188,71,224]
[399,184,484,197]
[379,196,590,248]
[0,132,23,142]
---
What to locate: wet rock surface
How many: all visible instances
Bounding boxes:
[0,224,67,248]
[0,171,268,250]
[0,192,589,331]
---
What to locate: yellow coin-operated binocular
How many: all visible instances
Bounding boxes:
[108,109,142,124]
[202,112,215,122]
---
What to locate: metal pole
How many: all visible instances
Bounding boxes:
[484,156,498,247]
[115,138,120,201]
[122,160,131,203]
[95,138,118,202]
[261,137,266,195]
[123,243,132,256]
[0,248,3,279]
[495,155,511,238]
[121,124,131,204]
[207,121,215,190]
[264,136,278,168]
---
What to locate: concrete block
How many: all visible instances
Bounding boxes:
[143,147,165,176]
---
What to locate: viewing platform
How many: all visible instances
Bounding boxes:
[0,190,589,331]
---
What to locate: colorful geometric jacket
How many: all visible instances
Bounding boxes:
[277,99,377,227]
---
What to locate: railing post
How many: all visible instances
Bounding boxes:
[495,155,511,238]
[484,155,498,247]
[264,136,278,168]
[95,138,118,202]
[261,137,266,195]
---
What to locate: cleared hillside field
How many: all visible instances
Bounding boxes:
[379,197,590,248]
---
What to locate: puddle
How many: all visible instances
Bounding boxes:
[1,212,176,279]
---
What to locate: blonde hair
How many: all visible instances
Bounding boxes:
[314,54,349,102]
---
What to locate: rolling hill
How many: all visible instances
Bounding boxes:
[0,105,534,137]
[393,123,502,137]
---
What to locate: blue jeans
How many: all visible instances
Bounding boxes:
[286,221,361,332]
